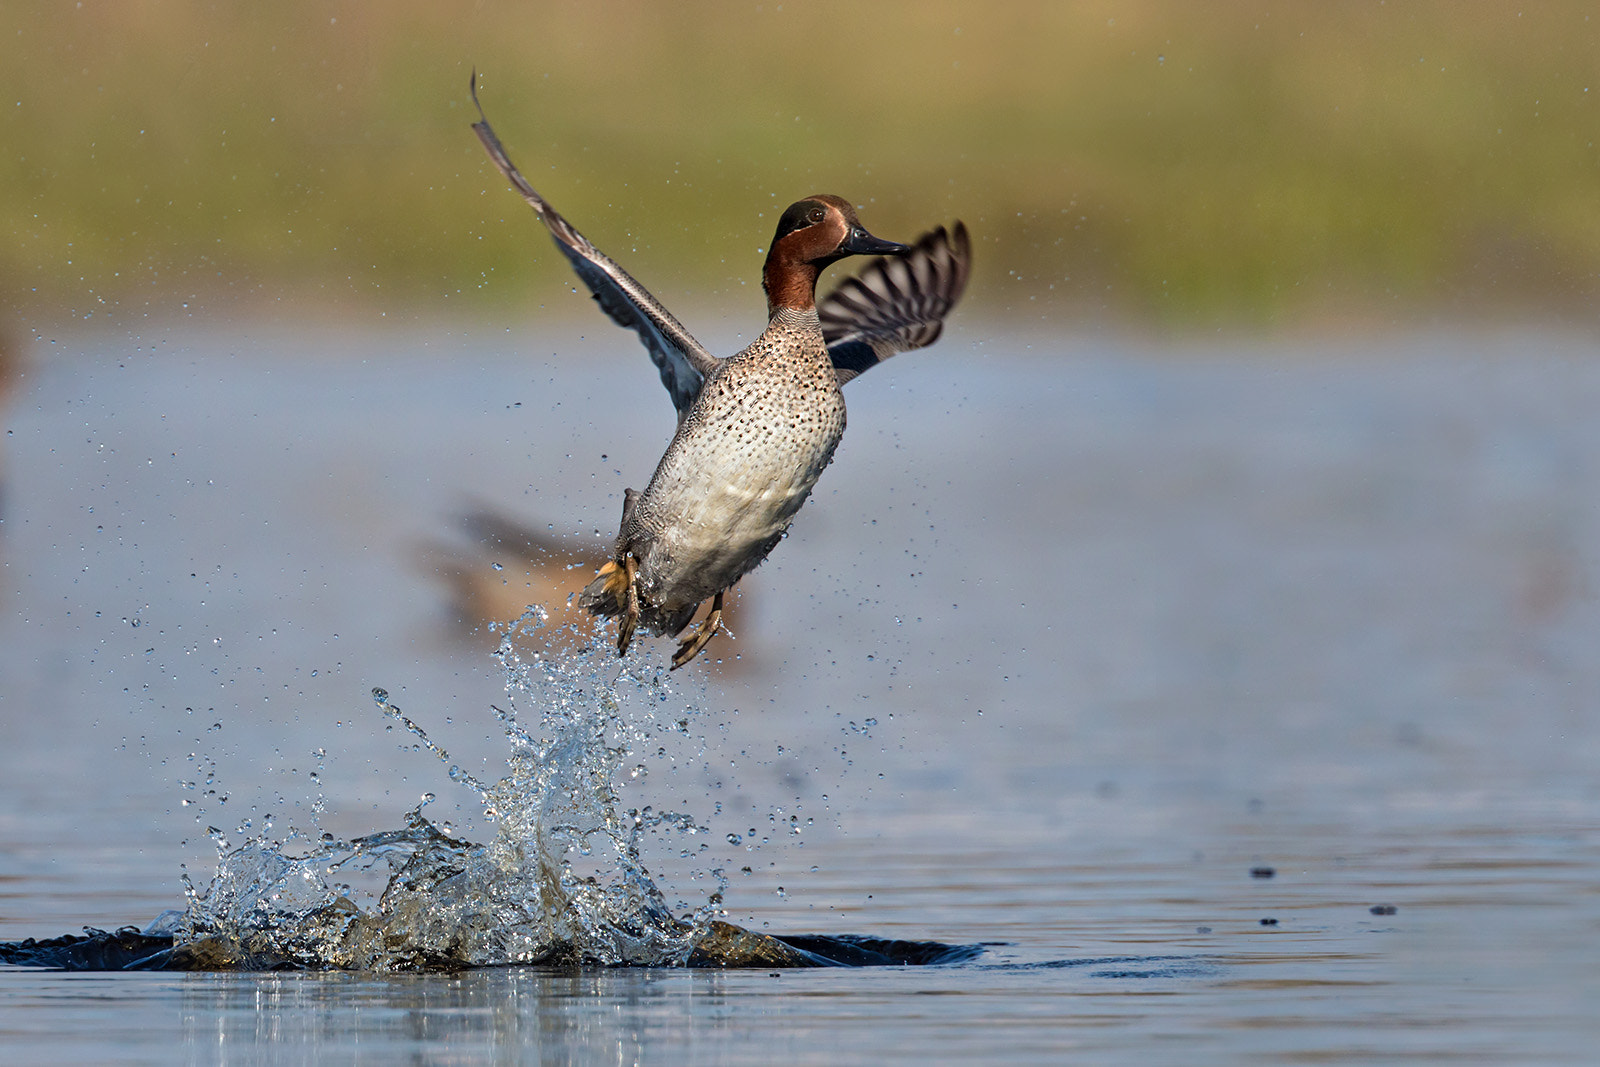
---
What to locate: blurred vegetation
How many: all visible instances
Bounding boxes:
[3,0,1599,331]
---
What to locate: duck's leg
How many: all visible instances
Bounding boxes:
[671,590,725,669]
[585,553,641,655]
[616,553,640,655]
[588,489,643,656]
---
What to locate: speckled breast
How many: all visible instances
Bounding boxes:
[634,344,846,609]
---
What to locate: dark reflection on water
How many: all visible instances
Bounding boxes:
[2,324,1599,1062]
[0,925,986,971]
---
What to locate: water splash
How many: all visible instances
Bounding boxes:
[8,606,981,971]
[175,608,730,970]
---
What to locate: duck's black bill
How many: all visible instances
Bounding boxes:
[840,227,911,256]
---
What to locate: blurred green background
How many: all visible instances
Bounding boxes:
[4,0,1598,331]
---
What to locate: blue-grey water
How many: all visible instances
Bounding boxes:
[2,320,1598,1063]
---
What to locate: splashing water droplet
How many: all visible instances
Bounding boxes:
[176,606,729,969]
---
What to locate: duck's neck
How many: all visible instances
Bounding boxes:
[763,255,820,316]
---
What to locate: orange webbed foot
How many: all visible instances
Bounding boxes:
[616,555,640,655]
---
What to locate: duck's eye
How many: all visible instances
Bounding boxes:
[807,207,827,225]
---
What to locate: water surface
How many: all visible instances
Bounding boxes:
[2,322,1597,1062]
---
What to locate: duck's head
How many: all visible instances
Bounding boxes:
[763,195,908,312]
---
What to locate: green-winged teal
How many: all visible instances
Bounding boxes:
[471,78,971,667]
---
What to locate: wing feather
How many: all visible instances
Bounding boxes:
[818,221,971,385]
[470,76,719,416]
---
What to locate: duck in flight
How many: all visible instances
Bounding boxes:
[470,76,971,668]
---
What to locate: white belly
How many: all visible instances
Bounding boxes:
[635,367,845,606]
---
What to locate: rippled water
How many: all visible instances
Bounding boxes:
[2,322,1598,1062]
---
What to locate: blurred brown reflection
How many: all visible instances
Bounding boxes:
[418,506,752,672]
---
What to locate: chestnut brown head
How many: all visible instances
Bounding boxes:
[763,195,908,312]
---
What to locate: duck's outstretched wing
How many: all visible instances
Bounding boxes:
[818,221,971,386]
[470,76,718,417]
